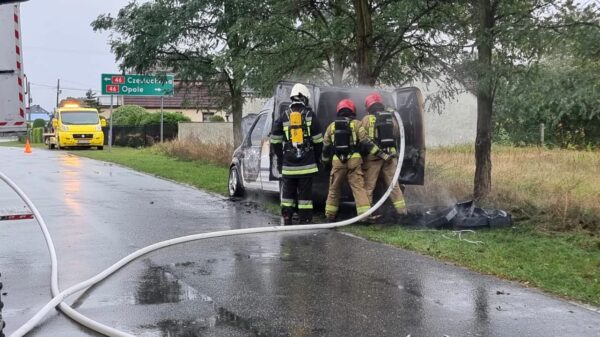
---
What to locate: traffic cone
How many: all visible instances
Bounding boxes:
[24,138,32,154]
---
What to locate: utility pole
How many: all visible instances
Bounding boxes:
[56,79,60,107]
[160,94,164,143]
[109,95,113,152]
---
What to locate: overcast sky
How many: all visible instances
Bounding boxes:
[20,0,130,112]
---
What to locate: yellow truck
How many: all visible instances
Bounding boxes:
[44,102,106,150]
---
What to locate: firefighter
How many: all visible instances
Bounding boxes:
[270,83,323,226]
[321,98,391,222]
[360,93,407,219]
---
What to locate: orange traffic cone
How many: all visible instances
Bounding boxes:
[24,138,32,154]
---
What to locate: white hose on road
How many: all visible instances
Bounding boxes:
[4,112,405,337]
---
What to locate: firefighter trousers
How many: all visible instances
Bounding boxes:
[280,176,313,223]
[325,157,371,219]
[363,157,407,214]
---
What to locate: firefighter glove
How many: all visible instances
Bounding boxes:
[379,152,391,161]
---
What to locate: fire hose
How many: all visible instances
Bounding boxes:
[3,112,405,337]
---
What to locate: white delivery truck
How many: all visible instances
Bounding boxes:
[0,3,26,135]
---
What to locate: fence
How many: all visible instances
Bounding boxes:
[102,124,178,147]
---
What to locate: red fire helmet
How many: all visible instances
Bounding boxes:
[336,98,356,116]
[365,93,384,111]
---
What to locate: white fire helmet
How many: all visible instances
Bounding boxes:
[290,83,310,103]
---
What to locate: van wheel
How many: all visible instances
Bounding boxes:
[97,146,103,150]
[228,166,245,197]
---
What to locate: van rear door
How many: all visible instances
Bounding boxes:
[395,87,425,185]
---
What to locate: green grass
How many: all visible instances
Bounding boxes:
[343,224,600,306]
[0,140,45,148]
[73,147,229,195]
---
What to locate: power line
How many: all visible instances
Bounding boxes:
[30,82,98,92]
[61,78,99,89]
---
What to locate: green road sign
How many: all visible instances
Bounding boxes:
[101,74,174,96]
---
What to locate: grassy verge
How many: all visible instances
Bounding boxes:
[65,143,599,307]
[0,140,45,149]
[73,147,229,196]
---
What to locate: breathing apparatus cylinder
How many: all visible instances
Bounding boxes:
[289,109,304,159]
[289,110,303,146]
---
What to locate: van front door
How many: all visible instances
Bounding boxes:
[242,113,267,189]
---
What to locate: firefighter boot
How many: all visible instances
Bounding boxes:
[281,214,293,226]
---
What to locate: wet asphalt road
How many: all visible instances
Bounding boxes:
[0,147,599,337]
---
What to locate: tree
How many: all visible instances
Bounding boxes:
[32,118,46,128]
[453,0,599,200]
[83,89,101,112]
[245,0,463,91]
[494,60,600,148]
[92,0,260,146]
[494,12,600,148]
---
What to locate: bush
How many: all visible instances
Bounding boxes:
[31,127,44,143]
[126,136,145,148]
[32,118,46,128]
[112,105,148,125]
[112,105,190,126]
[139,111,191,126]
[209,115,225,122]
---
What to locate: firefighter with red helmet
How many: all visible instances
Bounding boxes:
[361,93,407,219]
[321,98,389,221]
[270,83,323,226]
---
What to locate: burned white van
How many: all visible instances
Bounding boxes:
[228,81,425,203]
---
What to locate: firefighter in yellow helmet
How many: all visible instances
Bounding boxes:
[270,83,323,225]
[321,98,391,222]
[361,93,407,219]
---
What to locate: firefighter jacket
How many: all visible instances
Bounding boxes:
[360,108,401,161]
[321,118,384,163]
[270,107,323,177]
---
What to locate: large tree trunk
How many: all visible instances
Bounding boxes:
[231,85,244,147]
[354,0,375,86]
[474,0,495,201]
[332,53,345,86]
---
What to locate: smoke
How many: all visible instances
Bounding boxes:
[404,184,461,214]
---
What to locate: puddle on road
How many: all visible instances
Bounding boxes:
[139,318,213,337]
[135,262,289,336]
[136,265,204,305]
[140,307,290,337]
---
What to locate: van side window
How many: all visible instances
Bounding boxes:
[250,114,267,146]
